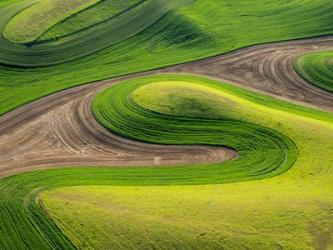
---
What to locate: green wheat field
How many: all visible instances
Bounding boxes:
[0,0,333,249]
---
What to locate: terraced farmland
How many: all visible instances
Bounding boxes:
[0,0,333,249]
[295,51,333,92]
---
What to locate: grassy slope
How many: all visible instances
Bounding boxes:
[295,51,333,92]
[0,0,189,66]
[4,0,100,44]
[32,75,333,249]
[0,0,333,113]
[38,0,142,42]
[0,0,20,7]
[0,1,332,249]
[0,75,331,248]
[41,183,333,249]
[92,76,297,183]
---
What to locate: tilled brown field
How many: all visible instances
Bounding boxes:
[165,36,333,111]
[1,36,333,177]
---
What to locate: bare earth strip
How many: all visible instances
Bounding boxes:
[164,36,333,112]
[0,79,235,177]
[1,36,333,177]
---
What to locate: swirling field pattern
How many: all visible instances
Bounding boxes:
[0,0,333,249]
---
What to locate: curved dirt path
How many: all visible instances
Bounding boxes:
[1,36,333,177]
[0,79,236,177]
[165,35,333,111]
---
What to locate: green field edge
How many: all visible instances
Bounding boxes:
[294,51,333,93]
[2,72,333,248]
[1,73,321,248]
[0,0,193,66]
[35,0,145,44]
[3,0,101,44]
[1,35,333,120]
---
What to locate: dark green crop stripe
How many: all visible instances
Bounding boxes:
[0,0,192,66]
[295,51,333,93]
[0,74,300,249]
[92,75,298,183]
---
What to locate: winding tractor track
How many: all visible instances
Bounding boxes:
[1,36,333,177]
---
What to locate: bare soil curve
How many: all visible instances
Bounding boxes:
[165,36,333,111]
[1,36,333,177]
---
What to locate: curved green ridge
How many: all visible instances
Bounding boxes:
[0,1,333,116]
[0,0,192,66]
[38,0,143,43]
[4,0,101,44]
[0,0,333,68]
[0,1,333,248]
[295,51,333,93]
[2,74,333,248]
[92,75,298,183]
[131,81,240,119]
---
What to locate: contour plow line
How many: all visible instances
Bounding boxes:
[0,36,333,249]
[0,77,236,177]
[1,36,333,177]
[0,74,300,249]
[162,35,333,112]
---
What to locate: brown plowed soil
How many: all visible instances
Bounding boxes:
[1,36,333,177]
[0,80,236,177]
[165,36,333,111]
